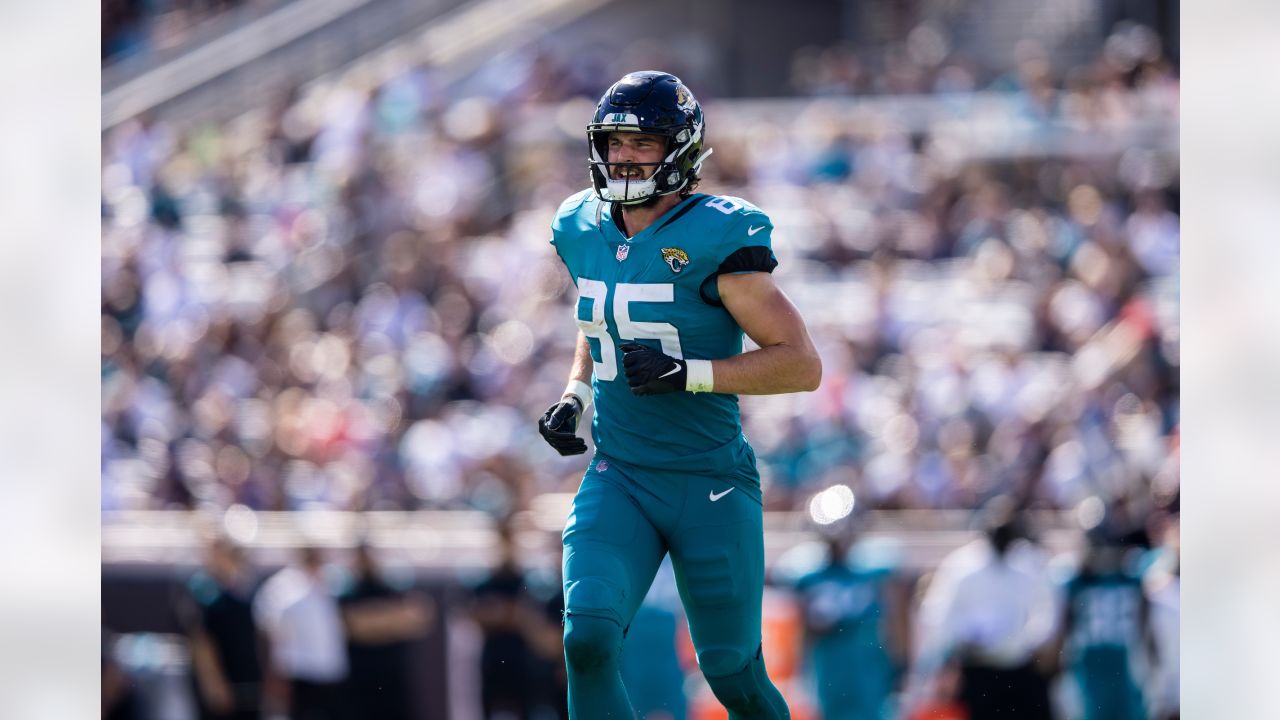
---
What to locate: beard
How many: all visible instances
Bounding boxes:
[625,193,664,209]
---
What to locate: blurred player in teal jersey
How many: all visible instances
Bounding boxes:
[537,71,822,720]
[789,518,909,720]
[1058,525,1154,720]
[619,557,689,720]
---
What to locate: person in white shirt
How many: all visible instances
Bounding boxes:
[909,497,1060,720]
[253,546,350,720]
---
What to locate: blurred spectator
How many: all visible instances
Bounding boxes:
[470,522,562,720]
[338,542,434,720]
[103,0,252,62]
[253,547,350,720]
[911,498,1060,720]
[1143,515,1179,720]
[1056,521,1152,720]
[788,519,909,720]
[103,0,148,61]
[103,629,142,720]
[179,536,264,720]
[521,532,572,720]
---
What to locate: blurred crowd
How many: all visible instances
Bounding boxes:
[788,21,1177,104]
[101,19,1178,527]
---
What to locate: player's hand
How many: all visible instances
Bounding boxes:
[620,343,687,396]
[538,397,587,455]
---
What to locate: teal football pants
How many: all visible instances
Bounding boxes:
[561,453,790,720]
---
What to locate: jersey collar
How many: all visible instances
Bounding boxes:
[602,193,706,242]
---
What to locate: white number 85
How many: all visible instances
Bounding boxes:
[576,279,683,381]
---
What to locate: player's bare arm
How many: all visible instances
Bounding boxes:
[565,330,594,392]
[619,272,821,397]
[712,270,822,394]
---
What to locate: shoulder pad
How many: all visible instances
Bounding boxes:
[696,194,768,222]
[552,188,601,238]
[556,188,595,219]
[694,194,773,242]
[551,188,599,245]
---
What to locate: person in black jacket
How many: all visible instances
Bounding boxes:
[180,536,264,720]
[339,542,434,720]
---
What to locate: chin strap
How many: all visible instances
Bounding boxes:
[691,146,714,174]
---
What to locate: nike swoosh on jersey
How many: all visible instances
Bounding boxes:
[658,364,682,378]
[709,487,735,502]
[747,225,765,236]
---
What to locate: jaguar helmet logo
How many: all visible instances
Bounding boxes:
[675,84,694,110]
[661,247,690,273]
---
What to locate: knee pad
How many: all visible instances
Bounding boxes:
[562,613,623,673]
[701,645,791,719]
[562,576,628,673]
[563,575,626,623]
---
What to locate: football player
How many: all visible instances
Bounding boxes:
[790,518,909,720]
[1058,524,1154,720]
[538,70,822,719]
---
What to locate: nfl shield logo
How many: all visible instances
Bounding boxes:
[596,460,609,472]
[616,244,630,261]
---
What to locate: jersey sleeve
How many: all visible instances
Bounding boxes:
[699,200,779,306]
[550,188,595,286]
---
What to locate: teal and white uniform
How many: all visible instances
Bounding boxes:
[552,188,777,499]
[1063,570,1149,720]
[619,557,688,720]
[793,562,896,720]
[552,189,789,720]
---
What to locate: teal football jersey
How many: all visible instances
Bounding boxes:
[1064,570,1148,720]
[794,565,896,720]
[550,189,778,478]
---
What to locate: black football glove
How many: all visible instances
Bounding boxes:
[620,343,687,396]
[537,396,587,455]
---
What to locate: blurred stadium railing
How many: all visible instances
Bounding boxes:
[103,0,611,130]
[102,506,1083,572]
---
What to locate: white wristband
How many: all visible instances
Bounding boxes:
[562,379,593,411]
[685,359,715,393]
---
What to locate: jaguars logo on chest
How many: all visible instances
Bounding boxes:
[661,247,689,273]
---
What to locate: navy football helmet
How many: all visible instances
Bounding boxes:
[588,71,712,204]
